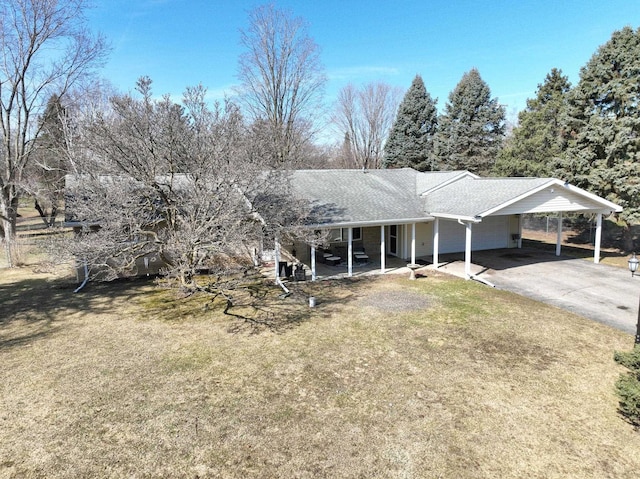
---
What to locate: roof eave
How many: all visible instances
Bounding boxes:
[300,216,435,229]
[430,213,482,223]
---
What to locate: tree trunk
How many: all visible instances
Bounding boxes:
[623,223,636,253]
[34,199,57,227]
[0,189,19,268]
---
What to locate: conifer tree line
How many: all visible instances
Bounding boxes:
[382,26,640,249]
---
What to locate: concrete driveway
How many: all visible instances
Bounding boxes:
[436,248,640,337]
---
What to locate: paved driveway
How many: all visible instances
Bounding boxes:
[436,248,639,336]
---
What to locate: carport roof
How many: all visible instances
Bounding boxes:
[423,176,552,218]
[423,176,623,219]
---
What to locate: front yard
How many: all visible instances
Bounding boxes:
[1,263,640,478]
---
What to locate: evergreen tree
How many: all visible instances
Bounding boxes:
[382,75,438,171]
[25,94,68,227]
[557,26,640,250]
[493,68,571,177]
[435,68,505,175]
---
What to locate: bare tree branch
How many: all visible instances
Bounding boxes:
[0,0,108,266]
[236,4,326,166]
[332,82,402,169]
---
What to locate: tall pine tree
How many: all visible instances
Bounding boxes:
[382,75,438,171]
[493,68,571,177]
[435,68,505,175]
[25,94,68,227]
[557,26,640,251]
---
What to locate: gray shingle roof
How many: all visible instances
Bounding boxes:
[415,170,475,195]
[423,176,552,218]
[291,168,433,226]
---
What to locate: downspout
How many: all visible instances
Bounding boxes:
[469,274,496,288]
[74,261,89,293]
[276,277,291,297]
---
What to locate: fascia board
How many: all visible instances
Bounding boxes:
[300,217,435,229]
[477,179,557,217]
[430,213,482,223]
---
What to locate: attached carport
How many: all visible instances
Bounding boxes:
[424,177,623,279]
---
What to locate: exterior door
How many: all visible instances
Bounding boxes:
[389,225,398,256]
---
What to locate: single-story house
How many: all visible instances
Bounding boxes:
[281,168,622,281]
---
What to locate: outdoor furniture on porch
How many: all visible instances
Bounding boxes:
[325,256,341,266]
[354,252,369,264]
[318,249,335,264]
[352,246,368,264]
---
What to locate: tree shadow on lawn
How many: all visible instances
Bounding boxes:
[1,266,371,346]
[0,272,157,350]
[142,275,369,334]
[226,276,368,333]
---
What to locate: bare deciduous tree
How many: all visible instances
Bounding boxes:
[63,78,310,295]
[332,82,402,169]
[0,0,108,266]
[236,4,326,166]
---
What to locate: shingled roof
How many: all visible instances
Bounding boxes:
[291,168,622,227]
[291,168,433,227]
[422,176,552,219]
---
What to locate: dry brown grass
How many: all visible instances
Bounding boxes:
[1,262,640,478]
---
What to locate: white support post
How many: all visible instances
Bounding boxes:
[274,235,281,283]
[518,215,523,249]
[465,222,472,279]
[380,225,386,274]
[433,218,439,269]
[311,245,317,281]
[411,223,416,265]
[348,227,353,277]
[594,213,602,264]
[556,212,563,257]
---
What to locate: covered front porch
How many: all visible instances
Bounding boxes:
[275,222,431,282]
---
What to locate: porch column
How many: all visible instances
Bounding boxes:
[411,223,416,265]
[518,215,523,249]
[465,222,472,279]
[347,227,353,277]
[556,212,563,256]
[433,218,439,269]
[380,225,386,274]
[274,235,281,283]
[594,213,602,264]
[310,245,317,281]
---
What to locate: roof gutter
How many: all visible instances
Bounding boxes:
[300,217,435,229]
[432,213,483,223]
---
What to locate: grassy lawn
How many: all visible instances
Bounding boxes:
[1,262,640,478]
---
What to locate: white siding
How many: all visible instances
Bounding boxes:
[437,216,510,254]
[416,222,432,257]
[472,216,510,250]
[494,187,607,215]
[438,220,466,254]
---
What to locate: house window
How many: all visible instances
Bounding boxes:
[329,227,362,242]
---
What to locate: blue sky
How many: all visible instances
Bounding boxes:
[87,0,640,128]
